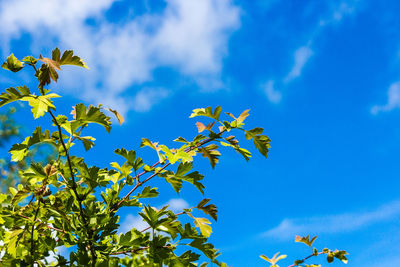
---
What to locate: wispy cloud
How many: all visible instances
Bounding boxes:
[0,0,240,115]
[261,200,400,241]
[119,198,189,233]
[133,87,170,112]
[371,82,400,115]
[284,45,313,83]
[165,198,189,212]
[263,80,282,104]
[263,0,359,104]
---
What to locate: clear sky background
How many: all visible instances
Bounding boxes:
[1,0,400,266]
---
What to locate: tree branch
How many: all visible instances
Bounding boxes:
[110,133,224,213]
[30,199,41,262]
[48,109,97,266]
[109,245,172,255]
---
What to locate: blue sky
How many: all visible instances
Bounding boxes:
[1,0,400,266]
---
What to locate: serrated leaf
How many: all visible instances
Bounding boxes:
[59,50,89,69]
[260,252,287,265]
[196,199,218,221]
[0,86,30,107]
[9,126,55,161]
[74,103,111,132]
[245,128,270,158]
[192,217,212,237]
[198,144,220,168]
[165,175,183,193]
[295,235,318,247]
[190,106,222,121]
[136,186,159,198]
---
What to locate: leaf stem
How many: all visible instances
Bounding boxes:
[30,199,41,264]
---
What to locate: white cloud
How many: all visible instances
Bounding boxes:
[319,0,358,26]
[284,45,313,83]
[133,88,170,112]
[261,200,400,241]
[165,198,189,212]
[263,80,282,103]
[371,81,400,114]
[0,0,240,114]
[119,198,189,233]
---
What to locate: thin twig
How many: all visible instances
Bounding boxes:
[17,213,68,235]
[287,251,324,267]
[109,245,172,255]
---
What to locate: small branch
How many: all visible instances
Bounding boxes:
[48,109,97,265]
[17,213,69,235]
[30,199,41,261]
[287,251,324,267]
[109,245,172,255]
[59,172,69,185]
[70,125,86,143]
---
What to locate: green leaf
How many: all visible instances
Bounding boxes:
[9,126,55,161]
[220,140,251,161]
[0,86,59,118]
[165,175,183,193]
[28,93,60,118]
[22,56,37,64]
[0,86,30,107]
[74,103,112,132]
[136,186,159,198]
[189,106,222,121]
[196,199,218,221]
[115,148,136,165]
[2,53,24,72]
[59,49,89,69]
[198,144,221,168]
[295,235,318,247]
[75,135,96,150]
[190,215,212,237]
[259,252,287,265]
[245,128,271,158]
[188,238,219,260]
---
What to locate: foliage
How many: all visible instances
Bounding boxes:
[0,49,348,266]
[0,49,272,266]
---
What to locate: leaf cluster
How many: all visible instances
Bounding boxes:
[0,49,272,266]
[260,235,348,267]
